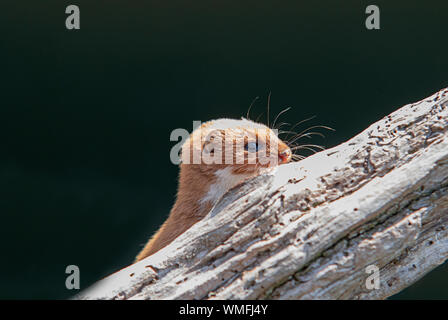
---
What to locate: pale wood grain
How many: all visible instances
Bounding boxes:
[75,87,448,300]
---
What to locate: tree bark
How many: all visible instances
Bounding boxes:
[76,87,448,300]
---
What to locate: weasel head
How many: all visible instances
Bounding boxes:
[178,118,291,205]
[181,118,291,174]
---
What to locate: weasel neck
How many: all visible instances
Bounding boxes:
[135,164,250,261]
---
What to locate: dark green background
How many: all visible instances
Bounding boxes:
[0,0,447,299]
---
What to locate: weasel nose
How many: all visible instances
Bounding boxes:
[279,149,291,164]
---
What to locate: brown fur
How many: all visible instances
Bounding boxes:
[135,119,291,261]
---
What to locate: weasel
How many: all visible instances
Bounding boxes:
[135,118,292,261]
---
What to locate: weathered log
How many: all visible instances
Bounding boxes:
[76,87,448,300]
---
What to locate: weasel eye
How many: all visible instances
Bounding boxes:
[244,141,259,152]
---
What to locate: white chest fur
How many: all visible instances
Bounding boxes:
[199,167,249,206]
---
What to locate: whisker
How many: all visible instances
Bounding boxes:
[285,115,317,140]
[284,131,324,140]
[295,131,325,140]
[246,96,260,120]
[287,125,333,146]
[291,153,305,158]
[275,123,291,131]
[296,125,331,137]
[255,111,265,123]
[290,144,325,151]
[267,91,272,128]
[286,132,324,146]
[291,154,305,162]
[272,107,291,129]
[290,146,322,154]
[278,129,302,136]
